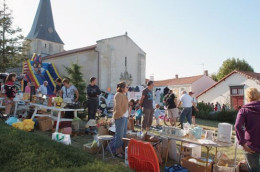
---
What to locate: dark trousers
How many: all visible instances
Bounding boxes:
[88,99,98,120]
[180,107,192,129]
[244,152,260,172]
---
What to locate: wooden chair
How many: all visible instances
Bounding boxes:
[128,139,160,172]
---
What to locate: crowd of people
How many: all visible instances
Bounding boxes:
[203,101,227,112]
[1,73,260,170]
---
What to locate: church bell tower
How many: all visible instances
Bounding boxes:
[26,0,64,57]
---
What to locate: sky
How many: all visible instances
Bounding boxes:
[6,0,260,80]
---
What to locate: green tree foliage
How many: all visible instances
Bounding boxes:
[0,0,26,72]
[210,73,218,82]
[215,57,254,81]
[64,63,86,102]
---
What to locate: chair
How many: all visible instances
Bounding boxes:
[97,135,114,160]
[128,139,160,172]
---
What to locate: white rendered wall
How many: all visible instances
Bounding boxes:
[197,73,260,106]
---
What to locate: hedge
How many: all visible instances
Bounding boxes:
[196,103,238,124]
[0,122,131,172]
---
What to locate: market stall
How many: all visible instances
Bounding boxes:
[30,103,84,132]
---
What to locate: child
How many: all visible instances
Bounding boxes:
[154,104,162,128]
[128,99,136,131]
[128,99,136,117]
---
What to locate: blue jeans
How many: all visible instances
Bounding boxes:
[244,152,260,172]
[180,107,192,128]
[114,117,128,149]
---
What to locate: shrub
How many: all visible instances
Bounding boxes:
[196,102,238,123]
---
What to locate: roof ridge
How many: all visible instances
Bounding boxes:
[155,74,203,82]
[43,44,97,60]
[196,70,260,98]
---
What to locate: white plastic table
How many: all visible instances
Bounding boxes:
[30,103,84,132]
[13,99,30,117]
[161,133,233,171]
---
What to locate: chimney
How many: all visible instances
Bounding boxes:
[204,70,208,76]
[175,74,178,79]
[149,75,154,81]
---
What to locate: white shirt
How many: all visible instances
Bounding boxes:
[61,85,77,101]
[38,85,47,95]
[123,110,128,118]
[180,94,193,108]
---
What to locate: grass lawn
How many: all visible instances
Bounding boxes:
[0,116,245,172]
[0,121,131,172]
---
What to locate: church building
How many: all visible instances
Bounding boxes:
[25,0,146,93]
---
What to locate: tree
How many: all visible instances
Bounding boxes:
[0,0,26,72]
[210,73,218,82]
[64,63,86,102]
[215,57,254,81]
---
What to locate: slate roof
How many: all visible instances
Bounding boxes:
[196,70,260,98]
[26,0,64,44]
[154,75,204,87]
[44,45,97,59]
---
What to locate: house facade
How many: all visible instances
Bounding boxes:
[197,71,260,110]
[154,71,216,98]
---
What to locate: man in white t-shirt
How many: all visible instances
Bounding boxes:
[38,81,48,95]
[178,91,195,129]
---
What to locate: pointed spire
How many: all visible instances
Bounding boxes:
[27,0,64,44]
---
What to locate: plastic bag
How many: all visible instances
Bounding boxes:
[22,119,35,131]
[12,119,35,131]
[52,132,71,145]
[12,122,24,130]
[6,117,20,126]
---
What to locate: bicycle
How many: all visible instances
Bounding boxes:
[163,108,181,126]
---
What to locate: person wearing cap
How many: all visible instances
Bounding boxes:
[87,77,101,120]
[38,81,48,95]
[178,91,195,129]
[189,91,198,125]
[140,80,154,132]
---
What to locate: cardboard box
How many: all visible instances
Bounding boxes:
[181,143,201,158]
[213,158,239,172]
[181,157,212,172]
[37,117,53,131]
[127,117,134,131]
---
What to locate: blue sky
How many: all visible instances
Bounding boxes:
[7,0,260,80]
